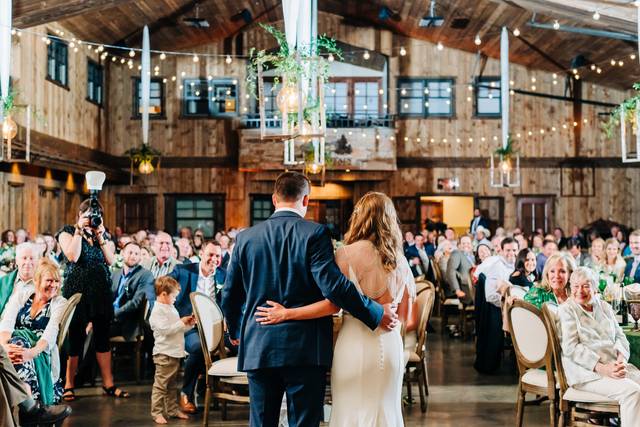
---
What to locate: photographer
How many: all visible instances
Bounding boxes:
[56,199,129,402]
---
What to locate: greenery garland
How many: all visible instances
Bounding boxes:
[494,135,517,158]
[124,144,162,164]
[603,82,640,139]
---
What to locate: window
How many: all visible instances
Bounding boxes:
[250,195,274,225]
[132,78,164,118]
[258,80,280,117]
[397,78,454,118]
[325,78,381,118]
[475,77,501,117]
[172,196,225,238]
[47,36,68,87]
[116,194,157,233]
[183,78,239,117]
[87,60,103,105]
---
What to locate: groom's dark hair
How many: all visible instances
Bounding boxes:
[274,172,311,202]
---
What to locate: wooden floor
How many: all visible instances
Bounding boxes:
[61,321,550,427]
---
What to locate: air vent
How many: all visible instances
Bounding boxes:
[450,18,470,29]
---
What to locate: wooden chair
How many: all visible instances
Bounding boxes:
[403,282,436,413]
[56,293,82,349]
[190,292,249,426]
[109,298,147,383]
[541,303,620,427]
[508,285,529,300]
[434,259,473,336]
[506,300,558,427]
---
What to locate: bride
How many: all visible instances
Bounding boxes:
[255,192,416,426]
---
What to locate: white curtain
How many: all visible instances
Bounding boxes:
[0,0,12,121]
[141,25,150,145]
[500,26,509,148]
[282,0,300,51]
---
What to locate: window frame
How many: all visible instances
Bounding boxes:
[396,77,455,119]
[131,77,166,120]
[169,194,226,239]
[182,77,239,118]
[250,194,275,226]
[46,35,69,89]
[86,59,103,106]
[325,77,382,119]
[474,76,501,118]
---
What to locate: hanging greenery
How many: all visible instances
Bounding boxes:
[494,135,517,158]
[245,23,343,101]
[302,141,333,167]
[603,82,640,139]
[1,89,15,115]
[125,144,162,164]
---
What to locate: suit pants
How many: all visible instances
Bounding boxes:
[246,366,327,427]
[575,365,640,427]
[182,328,204,399]
[0,344,29,427]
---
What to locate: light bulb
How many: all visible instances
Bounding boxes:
[276,84,306,114]
[474,34,481,45]
[500,159,511,173]
[553,20,560,30]
[2,116,18,140]
[513,28,520,37]
[193,54,199,62]
[437,42,444,51]
[138,160,154,174]
[129,49,135,57]
[399,46,407,56]
[160,52,166,60]
[593,10,600,20]
[225,55,232,64]
[363,50,370,60]
[328,53,334,62]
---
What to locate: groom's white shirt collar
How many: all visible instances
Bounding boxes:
[274,207,303,217]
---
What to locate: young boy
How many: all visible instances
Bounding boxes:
[149,276,196,424]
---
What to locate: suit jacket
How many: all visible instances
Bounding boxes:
[624,257,640,283]
[575,252,594,269]
[405,245,436,283]
[469,216,489,233]
[445,250,474,296]
[0,270,17,316]
[169,262,226,318]
[221,210,383,371]
[111,265,154,340]
[220,252,230,270]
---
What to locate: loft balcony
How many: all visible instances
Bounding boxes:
[239,113,396,129]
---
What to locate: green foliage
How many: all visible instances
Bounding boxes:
[494,135,517,157]
[603,83,640,139]
[1,90,15,114]
[302,141,333,167]
[125,144,162,162]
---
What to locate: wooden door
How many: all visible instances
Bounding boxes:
[116,194,157,234]
[476,196,504,234]
[392,196,419,233]
[38,187,62,234]
[517,196,554,235]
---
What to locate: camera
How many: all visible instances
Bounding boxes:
[85,171,106,229]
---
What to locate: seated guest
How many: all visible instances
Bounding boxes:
[590,237,606,270]
[218,234,232,270]
[485,237,519,309]
[624,229,640,283]
[143,232,180,279]
[140,246,154,267]
[536,239,559,276]
[406,235,435,283]
[168,241,224,414]
[445,235,475,305]
[553,227,567,250]
[531,234,544,255]
[111,242,155,339]
[475,243,493,265]
[566,237,593,268]
[560,267,640,426]
[175,238,197,264]
[603,238,626,282]
[509,248,538,290]
[513,233,528,250]
[524,253,574,309]
[0,243,37,317]
[0,259,67,404]
[403,231,415,257]
[569,225,586,248]
[473,226,491,249]
[435,239,453,279]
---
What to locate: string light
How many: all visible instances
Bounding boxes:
[193,54,199,62]
[618,60,624,66]
[160,52,166,60]
[399,46,407,56]
[363,50,370,60]
[513,28,520,37]
[437,42,444,51]
[553,20,560,30]
[328,53,334,62]
[474,34,481,45]
[592,10,600,20]
[129,49,135,57]
[611,59,616,66]
[225,55,232,64]
[632,54,637,60]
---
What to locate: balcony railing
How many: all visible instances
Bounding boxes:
[240,113,396,129]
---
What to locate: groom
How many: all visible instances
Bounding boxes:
[221,171,398,427]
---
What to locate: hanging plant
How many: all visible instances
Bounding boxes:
[125,144,162,164]
[494,135,517,158]
[302,141,333,167]
[1,89,15,115]
[603,82,640,139]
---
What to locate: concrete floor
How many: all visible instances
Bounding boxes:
[61,322,551,427]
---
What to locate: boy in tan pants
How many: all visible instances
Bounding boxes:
[149,276,196,424]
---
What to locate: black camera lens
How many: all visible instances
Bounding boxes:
[90,214,102,228]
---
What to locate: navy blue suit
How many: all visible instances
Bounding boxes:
[221,210,383,427]
[168,262,226,400]
[624,258,640,283]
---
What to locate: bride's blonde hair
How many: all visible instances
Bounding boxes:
[344,192,403,272]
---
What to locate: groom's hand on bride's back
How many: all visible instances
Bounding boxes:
[379,303,399,331]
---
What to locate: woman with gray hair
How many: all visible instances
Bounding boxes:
[559,267,640,427]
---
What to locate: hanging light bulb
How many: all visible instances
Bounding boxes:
[328,53,334,62]
[553,20,560,30]
[129,49,135,57]
[399,46,407,56]
[437,42,444,51]
[499,158,511,173]
[363,50,370,60]
[160,52,166,60]
[513,28,520,37]
[138,159,155,174]
[593,10,600,20]
[474,34,481,45]
[2,116,18,140]
[276,83,306,115]
[225,55,232,64]
[193,54,199,62]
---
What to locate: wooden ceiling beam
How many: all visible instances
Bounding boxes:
[12,0,136,28]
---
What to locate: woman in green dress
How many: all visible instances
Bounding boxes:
[524,252,575,309]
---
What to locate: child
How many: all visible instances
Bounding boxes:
[149,276,196,424]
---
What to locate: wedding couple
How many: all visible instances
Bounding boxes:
[221,172,416,427]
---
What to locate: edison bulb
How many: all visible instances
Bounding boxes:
[2,116,17,140]
[276,84,305,114]
[138,160,155,174]
[500,159,511,173]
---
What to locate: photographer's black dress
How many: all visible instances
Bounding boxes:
[56,225,113,356]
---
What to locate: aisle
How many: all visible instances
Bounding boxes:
[61,326,550,426]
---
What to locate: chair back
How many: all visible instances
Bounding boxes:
[431,258,444,292]
[414,283,436,358]
[57,293,82,349]
[507,300,549,367]
[541,302,569,394]
[190,292,225,368]
[508,285,528,300]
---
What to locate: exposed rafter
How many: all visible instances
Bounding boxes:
[12,0,135,28]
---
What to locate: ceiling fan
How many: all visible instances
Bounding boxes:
[183,2,209,29]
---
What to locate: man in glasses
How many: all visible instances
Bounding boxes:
[143,231,180,279]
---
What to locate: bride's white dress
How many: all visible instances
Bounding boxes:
[330,241,416,427]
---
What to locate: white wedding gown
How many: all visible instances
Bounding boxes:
[330,241,416,427]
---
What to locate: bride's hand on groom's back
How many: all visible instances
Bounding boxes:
[255,301,289,325]
[379,303,399,331]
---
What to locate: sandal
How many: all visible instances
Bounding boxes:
[102,385,130,398]
[62,388,76,402]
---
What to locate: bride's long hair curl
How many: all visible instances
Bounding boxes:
[344,192,403,273]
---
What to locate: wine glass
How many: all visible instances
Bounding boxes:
[629,301,640,331]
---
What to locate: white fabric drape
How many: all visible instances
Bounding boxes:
[0,0,12,121]
[282,0,300,51]
[500,26,509,148]
[141,25,150,145]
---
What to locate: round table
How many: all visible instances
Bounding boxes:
[622,326,640,368]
